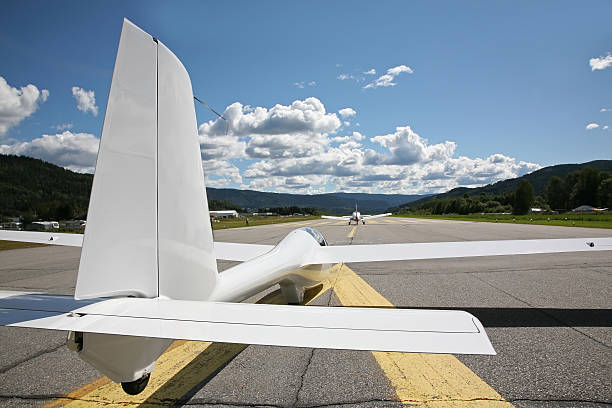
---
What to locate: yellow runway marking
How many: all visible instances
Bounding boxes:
[333,266,513,407]
[49,262,510,407]
[347,226,357,238]
[49,267,339,407]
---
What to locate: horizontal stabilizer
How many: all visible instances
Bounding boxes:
[305,237,612,265]
[321,216,350,220]
[0,291,494,355]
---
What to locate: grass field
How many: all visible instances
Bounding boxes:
[0,240,48,251]
[211,215,319,230]
[395,213,612,229]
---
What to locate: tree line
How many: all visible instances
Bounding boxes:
[405,167,611,216]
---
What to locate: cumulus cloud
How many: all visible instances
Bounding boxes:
[199,97,340,138]
[586,123,600,130]
[601,108,610,112]
[203,159,243,186]
[308,81,317,86]
[0,131,100,172]
[367,126,456,165]
[0,76,49,137]
[364,65,413,89]
[53,123,73,131]
[589,53,612,71]
[337,74,350,80]
[71,86,98,116]
[603,125,609,130]
[364,69,376,75]
[197,98,540,194]
[293,82,305,89]
[338,107,356,118]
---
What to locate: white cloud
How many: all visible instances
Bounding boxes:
[601,108,610,112]
[338,107,356,118]
[199,97,340,138]
[364,69,376,75]
[337,73,364,82]
[293,82,305,88]
[603,125,609,130]
[589,53,612,71]
[198,97,341,164]
[0,76,49,137]
[53,123,73,131]
[364,65,413,89]
[203,159,243,186]
[367,126,456,165]
[0,131,100,173]
[198,98,540,194]
[71,86,98,116]
[586,123,600,130]
[308,81,317,86]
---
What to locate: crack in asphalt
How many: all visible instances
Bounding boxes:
[510,398,612,405]
[472,274,611,349]
[7,394,611,407]
[0,342,66,374]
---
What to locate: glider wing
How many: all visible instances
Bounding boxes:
[305,237,612,265]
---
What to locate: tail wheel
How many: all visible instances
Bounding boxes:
[121,373,150,395]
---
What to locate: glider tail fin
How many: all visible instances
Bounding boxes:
[76,19,217,301]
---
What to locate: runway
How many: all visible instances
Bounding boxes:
[0,217,610,407]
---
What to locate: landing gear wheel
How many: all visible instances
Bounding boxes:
[121,373,150,395]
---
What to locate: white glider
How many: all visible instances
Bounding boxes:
[1,19,611,395]
[322,204,391,225]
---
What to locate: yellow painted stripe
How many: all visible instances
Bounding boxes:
[333,265,513,407]
[50,267,339,407]
[347,226,357,238]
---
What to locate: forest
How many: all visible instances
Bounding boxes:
[403,167,612,215]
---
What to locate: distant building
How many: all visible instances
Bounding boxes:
[209,210,238,219]
[1,222,22,231]
[572,205,608,213]
[26,221,60,231]
[64,220,87,231]
[252,212,275,216]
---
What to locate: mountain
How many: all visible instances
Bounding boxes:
[206,188,425,214]
[401,160,612,209]
[0,154,426,217]
[0,154,93,218]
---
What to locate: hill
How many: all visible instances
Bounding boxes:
[0,154,426,218]
[0,154,93,219]
[206,189,425,214]
[401,160,612,209]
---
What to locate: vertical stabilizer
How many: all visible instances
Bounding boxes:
[156,37,218,300]
[76,19,217,300]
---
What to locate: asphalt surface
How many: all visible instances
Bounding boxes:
[0,218,610,407]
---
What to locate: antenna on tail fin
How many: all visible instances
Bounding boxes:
[76,19,218,301]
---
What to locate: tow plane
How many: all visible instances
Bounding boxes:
[322,204,391,225]
[1,19,611,396]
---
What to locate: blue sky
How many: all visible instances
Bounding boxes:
[1,1,610,194]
